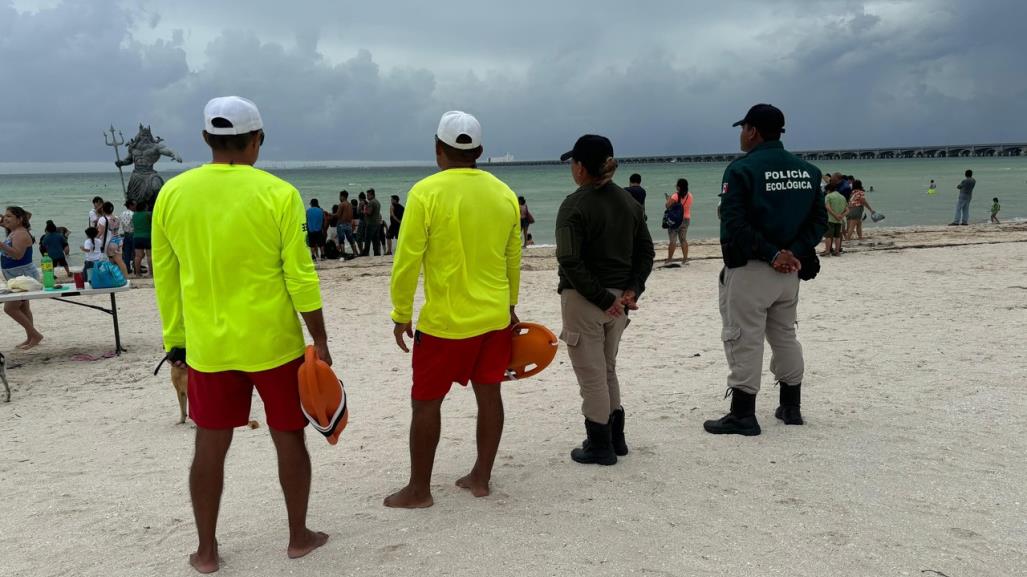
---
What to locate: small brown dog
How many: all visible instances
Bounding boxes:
[156,348,189,424]
[171,365,188,424]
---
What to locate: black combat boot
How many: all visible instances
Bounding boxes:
[571,419,618,465]
[581,408,629,456]
[703,389,761,436]
[775,382,804,425]
[610,407,628,456]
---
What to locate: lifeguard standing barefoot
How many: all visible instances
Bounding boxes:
[387,111,521,508]
[153,96,331,573]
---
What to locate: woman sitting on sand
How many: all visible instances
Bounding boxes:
[844,180,875,241]
[1,206,44,349]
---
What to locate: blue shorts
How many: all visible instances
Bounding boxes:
[337,223,356,244]
[2,263,39,281]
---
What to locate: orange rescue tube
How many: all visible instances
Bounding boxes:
[297,345,349,445]
[505,322,559,381]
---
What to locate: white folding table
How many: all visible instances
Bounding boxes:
[0,282,131,354]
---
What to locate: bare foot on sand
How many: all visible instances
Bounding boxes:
[189,550,220,574]
[17,333,43,350]
[287,529,329,559]
[383,485,434,509]
[456,474,491,497]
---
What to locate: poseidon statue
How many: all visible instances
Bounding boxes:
[115,124,182,206]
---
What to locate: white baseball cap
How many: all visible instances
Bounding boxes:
[436,111,481,150]
[204,96,264,135]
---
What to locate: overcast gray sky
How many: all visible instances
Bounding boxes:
[1,0,1024,162]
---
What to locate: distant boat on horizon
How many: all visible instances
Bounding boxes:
[487,153,515,163]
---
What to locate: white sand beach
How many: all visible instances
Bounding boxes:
[2,223,1026,577]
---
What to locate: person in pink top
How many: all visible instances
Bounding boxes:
[664,178,693,265]
[844,179,875,241]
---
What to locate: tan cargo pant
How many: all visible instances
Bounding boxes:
[719,261,804,395]
[560,289,629,424]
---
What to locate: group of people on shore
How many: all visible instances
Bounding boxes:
[84,195,154,280]
[136,96,828,574]
[820,172,878,256]
[0,197,155,350]
[1,91,1016,576]
[305,189,405,260]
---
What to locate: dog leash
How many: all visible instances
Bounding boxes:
[154,347,186,375]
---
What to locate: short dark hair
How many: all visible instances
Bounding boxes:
[310,199,320,208]
[339,190,349,199]
[676,178,689,192]
[203,129,261,151]
[629,173,641,184]
[102,201,115,215]
[85,227,98,239]
[92,196,103,204]
[45,220,58,233]
[965,169,973,177]
[853,179,864,190]
[124,200,136,209]
[518,196,526,205]
[436,137,482,164]
[391,195,400,202]
[366,189,376,198]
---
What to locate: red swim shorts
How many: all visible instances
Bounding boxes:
[411,328,513,401]
[188,356,306,431]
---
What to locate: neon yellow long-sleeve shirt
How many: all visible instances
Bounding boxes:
[152,164,322,373]
[390,168,521,339]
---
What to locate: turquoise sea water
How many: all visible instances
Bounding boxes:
[1,157,1024,265]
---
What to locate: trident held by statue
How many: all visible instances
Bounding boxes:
[104,125,127,195]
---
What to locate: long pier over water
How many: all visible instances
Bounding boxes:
[487,142,1026,167]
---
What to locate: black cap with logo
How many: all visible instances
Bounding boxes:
[560,134,614,169]
[732,103,786,134]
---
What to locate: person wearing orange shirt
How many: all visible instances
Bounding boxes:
[664,178,694,265]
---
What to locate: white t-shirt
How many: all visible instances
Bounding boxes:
[88,208,99,228]
[82,238,105,262]
[96,215,121,245]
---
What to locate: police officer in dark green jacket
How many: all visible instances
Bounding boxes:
[704,104,827,436]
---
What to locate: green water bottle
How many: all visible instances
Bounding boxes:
[41,255,55,289]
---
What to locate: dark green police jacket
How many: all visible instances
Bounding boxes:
[555,181,655,311]
[719,141,827,268]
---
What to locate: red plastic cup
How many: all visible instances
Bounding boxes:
[73,272,85,289]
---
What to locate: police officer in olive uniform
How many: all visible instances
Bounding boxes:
[704,104,827,436]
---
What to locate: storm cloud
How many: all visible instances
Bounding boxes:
[1,0,1024,162]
